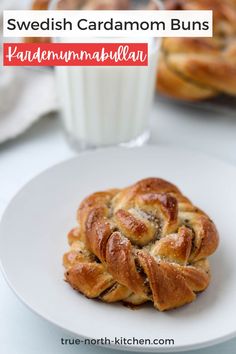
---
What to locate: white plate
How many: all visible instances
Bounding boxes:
[0,146,235,352]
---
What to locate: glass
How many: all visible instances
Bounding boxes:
[52,0,162,150]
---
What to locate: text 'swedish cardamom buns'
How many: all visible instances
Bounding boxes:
[26,0,130,43]
[63,178,219,311]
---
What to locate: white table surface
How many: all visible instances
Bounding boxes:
[0,97,236,354]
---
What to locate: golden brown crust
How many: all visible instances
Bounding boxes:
[31,0,50,10]
[106,232,147,296]
[24,0,51,43]
[114,209,156,246]
[63,178,219,311]
[30,0,130,10]
[65,263,115,298]
[151,226,193,265]
[157,0,236,101]
[137,251,196,311]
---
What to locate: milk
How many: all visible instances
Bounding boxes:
[55,38,159,148]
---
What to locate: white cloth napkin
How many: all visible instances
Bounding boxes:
[0,0,58,144]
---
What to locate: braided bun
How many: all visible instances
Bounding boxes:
[63,178,219,311]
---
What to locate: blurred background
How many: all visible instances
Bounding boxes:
[0,1,236,354]
[0,0,236,211]
[0,0,235,146]
[0,0,235,203]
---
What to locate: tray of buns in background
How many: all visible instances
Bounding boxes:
[157,0,236,114]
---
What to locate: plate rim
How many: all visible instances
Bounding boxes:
[1,145,236,352]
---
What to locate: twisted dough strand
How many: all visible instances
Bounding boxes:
[157,0,236,101]
[63,178,219,311]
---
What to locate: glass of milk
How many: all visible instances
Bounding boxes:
[54,1,162,150]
